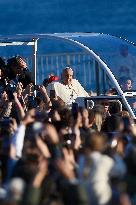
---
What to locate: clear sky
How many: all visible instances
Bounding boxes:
[0,0,136,42]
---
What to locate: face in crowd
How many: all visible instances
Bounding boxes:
[62,67,73,85]
[17,57,27,70]
[8,56,27,76]
[126,79,132,90]
[121,79,132,91]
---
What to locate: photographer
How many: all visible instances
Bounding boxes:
[6,56,33,89]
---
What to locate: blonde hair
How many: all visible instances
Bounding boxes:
[85,132,106,152]
[88,110,103,131]
[95,112,103,132]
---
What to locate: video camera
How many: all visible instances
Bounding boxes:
[5,81,17,101]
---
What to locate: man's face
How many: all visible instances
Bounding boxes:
[15,58,27,75]
[126,80,132,90]
[17,58,27,70]
[62,68,73,85]
[122,79,132,90]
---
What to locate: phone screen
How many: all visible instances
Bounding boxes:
[72,102,78,115]
[28,96,34,102]
[50,90,56,98]
[28,96,37,108]
[34,85,39,90]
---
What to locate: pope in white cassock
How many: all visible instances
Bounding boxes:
[46,67,89,106]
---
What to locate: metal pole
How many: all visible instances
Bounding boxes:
[32,38,38,85]
[95,61,100,95]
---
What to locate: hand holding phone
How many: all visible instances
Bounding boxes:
[72,102,78,115]
[28,96,37,108]
[50,90,56,98]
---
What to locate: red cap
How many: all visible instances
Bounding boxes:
[48,75,59,83]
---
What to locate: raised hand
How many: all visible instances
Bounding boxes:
[44,123,59,144]
[22,108,36,125]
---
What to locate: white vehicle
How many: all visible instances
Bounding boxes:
[1,33,136,118]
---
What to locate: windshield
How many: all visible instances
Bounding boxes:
[66,33,136,91]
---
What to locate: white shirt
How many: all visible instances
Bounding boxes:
[11,124,26,158]
[78,152,114,205]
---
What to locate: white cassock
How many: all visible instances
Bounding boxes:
[47,79,89,105]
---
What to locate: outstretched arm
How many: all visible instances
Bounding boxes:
[38,85,52,108]
[13,92,25,120]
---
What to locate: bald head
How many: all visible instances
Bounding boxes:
[62,67,73,85]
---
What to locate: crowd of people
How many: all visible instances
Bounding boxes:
[0,56,136,205]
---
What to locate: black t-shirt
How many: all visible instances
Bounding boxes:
[6,67,33,88]
[18,69,33,88]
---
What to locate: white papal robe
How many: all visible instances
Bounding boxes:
[47,79,89,105]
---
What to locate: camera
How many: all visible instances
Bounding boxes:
[32,122,44,136]
[86,99,94,109]
[34,85,39,90]
[50,90,56,98]
[28,96,37,108]
[6,82,17,101]
[62,133,76,149]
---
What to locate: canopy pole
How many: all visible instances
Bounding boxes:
[32,38,38,85]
